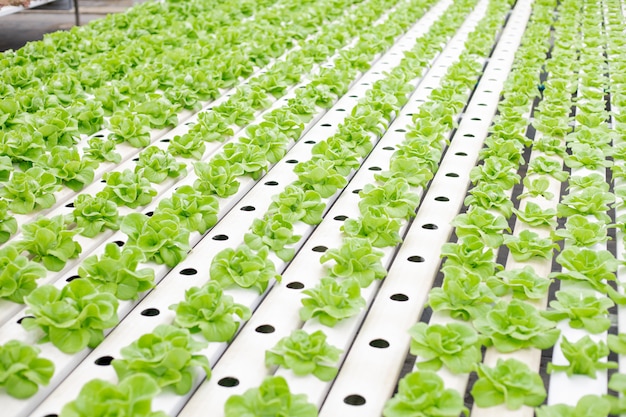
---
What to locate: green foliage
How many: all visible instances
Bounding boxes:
[320,237,386,287]
[0,166,60,214]
[0,340,54,399]
[19,215,82,271]
[300,277,365,326]
[98,169,157,209]
[72,194,120,238]
[548,336,616,377]
[209,245,280,293]
[0,244,47,303]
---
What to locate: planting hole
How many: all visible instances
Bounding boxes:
[94,134,104,138]
[312,246,328,252]
[66,275,80,282]
[321,123,332,127]
[255,324,275,334]
[43,414,58,417]
[344,395,366,406]
[471,118,481,121]
[65,202,74,208]
[95,356,114,366]
[218,377,239,387]
[160,138,170,143]
[264,181,278,186]
[185,122,195,126]
[478,103,487,106]
[395,128,406,132]
[446,172,459,177]
[408,255,425,263]
[287,281,305,289]
[141,308,160,317]
[361,83,369,86]
[369,339,390,349]
[383,146,394,151]
[240,206,255,212]
[455,152,467,156]
[463,133,475,137]
[422,223,438,230]
[286,159,298,164]
[146,211,154,217]
[114,240,125,247]
[212,234,229,241]
[352,189,362,194]
[435,196,450,202]
[368,166,382,171]
[337,108,346,112]
[390,293,409,302]
[304,140,316,144]
[132,158,139,161]
[17,316,34,324]
[180,268,197,276]
[334,215,348,221]
[349,95,358,98]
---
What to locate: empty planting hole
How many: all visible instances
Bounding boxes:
[369,339,390,349]
[368,166,382,171]
[240,206,256,212]
[337,108,346,112]
[349,95,358,98]
[66,275,80,282]
[95,356,114,366]
[94,134,104,138]
[286,281,305,289]
[455,152,468,156]
[334,215,348,221]
[114,240,125,247]
[141,308,160,317]
[321,123,332,127]
[478,103,488,106]
[132,157,139,161]
[312,246,328,252]
[352,189,362,194]
[43,414,58,417]
[212,234,228,241]
[286,159,298,164]
[463,133,475,137]
[446,172,459,177]
[422,223,438,230]
[344,395,366,406]
[160,138,170,143]
[408,255,425,263]
[264,181,279,186]
[65,202,74,208]
[361,83,369,86]
[471,117,481,121]
[484,90,493,93]
[304,140,316,144]
[255,324,275,334]
[146,211,154,217]
[390,293,409,302]
[218,377,239,387]
[17,316,34,324]
[185,122,195,126]
[435,196,450,202]
[383,146,394,151]
[180,268,197,276]
[395,129,406,132]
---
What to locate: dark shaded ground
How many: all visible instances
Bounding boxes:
[0,0,136,52]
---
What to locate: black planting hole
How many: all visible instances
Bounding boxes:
[349,95,358,98]
[264,181,278,186]
[66,275,80,282]
[180,268,198,276]
[408,255,425,263]
[446,172,459,177]
[484,90,493,93]
[286,159,298,164]
[133,157,139,162]
[114,240,125,247]
[146,211,154,217]
[369,339,390,349]
[478,103,488,106]
[463,133,475,137]
[361,83,369,86]
[141,308,160,317]
[212,234,229,241]
[17,316,34,324]
[101,179,106,183]
[65,202,74,208]
[304,140,316,144]
[390,293,409,302]
[218,377,239,387]
[334,215,348,221]
[382,146,394,151]
[95,356,114,366]
[255,324,275,334]
[321,123,332,127]
[312,245,328,252]
[395,129,406,132]
[286,281,305,289]
[470,118,481,121]
[94,134,104,138]
[455,152,467,156]
[337,108,346,112]
[160,138,170,143]
[435,196,449,202]
[240,206,256,212]
[344,395,366,406]
[352,189,362,194]
[422,223,438,230]
[43,414,58,417]
[368,166,382,171]
[185,122,195,126]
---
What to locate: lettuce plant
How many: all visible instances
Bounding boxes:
[121,212,190,267]
[527,156,569,182]
[170,281,251,343]
[488,266,551,300]
[22,279,119,353]
[241,124,290,164]
[512,202,557,228]
[440,236,499,280]
[78,243,155,300]
[548,336,616,377]
[543,290,613,333]
[375,155,434,187]
[557,187,614,223]
[19,215,82,271]
[83,136,121,164]
[383,371,468,417]
[222,142,268,180]
[195,111,233,142]
[311,138,360,176]
[134,95,179,129]
[266,185,325,225]
[358,178,420,220]
[107,110,151,148]
[452,207,510,248]
[224,376,317,417]
[168,132,206,160]
[244,215,301,262]
[551,247,618,296]
[72,99,105,135]
[502,230,558,261]
[0,166,60,214]
[38,146,96,191]
[135,146,186,183]
[408,322,481,374]
[210,245,280,293]
[0,245,47,303]
[193,157,243,198]
[553,214,609,246]
[59,374,166,417]
[469,157,520,190]
[607,373,626,414]
[293,158,348,198]
[0,199,17,243]
[265,329,341,381]
[518,176,554,200]
[98,169,157,209]
[157,185,219,234]
[536,394,611,417]
[300,277,365,326]
[0,340,54,399]
[464,183,514,218]
[471,358,546,410]
[72,194,120,238]
[320,237,386,287]
[428,265,496,321]
[473,299,560,352]
[565,143,612,170]
[112,324,210,395]
[342,207,402,248]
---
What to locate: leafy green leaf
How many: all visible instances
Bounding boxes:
[543,290,613,334]
[300,277,365,326]
[210,245,280,293]
[0,339,54,399]
[320,237,386,288]
[548,336,617,377]
[0,244,47,303]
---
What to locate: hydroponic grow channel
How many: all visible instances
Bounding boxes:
[0,0,625,415]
